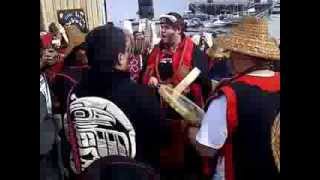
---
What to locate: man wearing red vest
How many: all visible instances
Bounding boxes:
[188,17,280,180]
[143,12,211,107]
[142,12,211,178]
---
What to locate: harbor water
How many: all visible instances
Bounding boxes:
[268,14,280,40]
[185,14,280,40]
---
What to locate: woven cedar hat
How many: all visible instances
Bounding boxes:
[64,25,87,56]
[207,45,230,60]
[216,17,280,61]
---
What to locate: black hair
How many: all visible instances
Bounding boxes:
[49,22,59,34]
[85,24,130,73]
[255,58,274,69]
[166,12,186,32]
[77,25,132,97]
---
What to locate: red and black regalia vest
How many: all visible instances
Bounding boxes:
[143,36,210,108]
[143,35,211,177]
[207,72,280,180]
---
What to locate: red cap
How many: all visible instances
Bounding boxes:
[40,33,53,48]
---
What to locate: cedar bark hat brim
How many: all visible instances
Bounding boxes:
[216,17,280,61]
[64,25,87,57]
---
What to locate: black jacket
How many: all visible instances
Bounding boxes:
[76,70,162,170]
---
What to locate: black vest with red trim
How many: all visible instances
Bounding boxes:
[207,72,280,180]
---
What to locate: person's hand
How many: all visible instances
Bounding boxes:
[188,126,200,146]
[148,76,159,87]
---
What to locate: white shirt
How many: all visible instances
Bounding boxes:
[196,70,276,180]
[40,74,52,115]
[196,95,228,150]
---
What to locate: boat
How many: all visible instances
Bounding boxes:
[182,12,210,21]
[229,13,243,24]
[185,18,203,28]
[247,7,256,16]
[203,19,230,28]
[272,2,280,14]
[202,14,232,28]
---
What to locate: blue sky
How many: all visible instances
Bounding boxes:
[107,0,189,26]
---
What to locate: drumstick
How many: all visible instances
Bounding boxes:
[173,67,201,95]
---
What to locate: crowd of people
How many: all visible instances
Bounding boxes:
[40,13,280,180]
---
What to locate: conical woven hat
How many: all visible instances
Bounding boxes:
[207,45,230,60]
[216,17,280,61]
[64,25,87,56]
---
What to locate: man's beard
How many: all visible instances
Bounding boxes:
[163,34,178,48]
